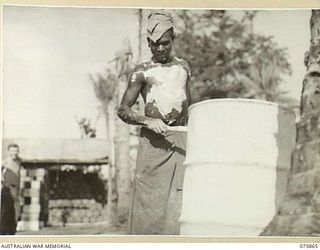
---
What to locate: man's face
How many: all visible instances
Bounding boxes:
[148,29,174,64]
[8,146,19,160]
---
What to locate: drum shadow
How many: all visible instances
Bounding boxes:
[274,107,297,213]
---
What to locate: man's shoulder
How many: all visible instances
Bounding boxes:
[133,58,191,74]
[2,158,21,171]
[2,158,8,167]
[133,61,153,73]
[173,57,191,75]
[174,56,189,64]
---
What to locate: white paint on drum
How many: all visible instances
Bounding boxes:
[180,99,296,236]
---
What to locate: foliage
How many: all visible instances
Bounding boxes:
[75,117,97,138]
[90,69,118,103]
[172,10,292,103]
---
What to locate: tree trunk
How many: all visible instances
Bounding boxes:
[103,101,116,217]
[138,9,143,64]
[137,9,145,115]
[115,77,132,219]
[261,10,320,236]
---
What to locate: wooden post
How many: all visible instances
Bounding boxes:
[104,101,116,217]
[115,76,131,218]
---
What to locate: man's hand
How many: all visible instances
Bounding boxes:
[144,118,167,135]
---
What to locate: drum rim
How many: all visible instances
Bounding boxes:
[189,98,296,116]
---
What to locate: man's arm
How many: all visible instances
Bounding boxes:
[117,71,168,134]
[183,60,192,125]
[117,71,147,126]
[186,75,192,107]
[180,58,192,107]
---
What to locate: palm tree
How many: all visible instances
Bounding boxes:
[135,9,145,135]
[262,10,320,236]
[112,38,133,219]
[236,62,288,102]
[91,36,137,223]
[90,70,117,216]
[137,9,143,63]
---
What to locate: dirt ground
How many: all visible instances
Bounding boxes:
[16,221,127,235]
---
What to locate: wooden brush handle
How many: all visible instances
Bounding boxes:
[166,126,188,132]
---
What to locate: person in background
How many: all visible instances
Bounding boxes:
[118,12,192,235]
[0,143,22,235]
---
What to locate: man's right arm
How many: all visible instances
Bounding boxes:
[117,71,149,126]
[117,70,168,134]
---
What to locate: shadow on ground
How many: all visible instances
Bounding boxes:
[16,222,127,235]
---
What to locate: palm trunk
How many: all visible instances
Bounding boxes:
[262,10,320,236]
[115,77,132,218]
[103,101,116,217]
[137,9,145,115]
[138,9,143,64]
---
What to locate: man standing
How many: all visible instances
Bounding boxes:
[118,12,191,235]
[1,143,22,234]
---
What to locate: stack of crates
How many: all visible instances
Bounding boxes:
[17,168,46,231]
[48,199,108,225]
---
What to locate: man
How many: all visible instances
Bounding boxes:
[118,12,191,235]
[1,143,22,234]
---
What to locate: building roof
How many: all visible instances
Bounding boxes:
[2,138,109,165]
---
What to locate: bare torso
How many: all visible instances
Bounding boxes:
[118,56,191,127]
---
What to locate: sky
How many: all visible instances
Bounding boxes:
[2,6,311,139]
[251,10,310,99]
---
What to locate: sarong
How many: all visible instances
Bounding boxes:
[2,168,20,223]
[129,127,187,235]
[0,186,17,234]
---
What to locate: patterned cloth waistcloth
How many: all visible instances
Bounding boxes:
[129,127,187,235]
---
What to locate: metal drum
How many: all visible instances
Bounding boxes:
[180,99,296,236]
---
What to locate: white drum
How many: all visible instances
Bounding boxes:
[180,99,296,236]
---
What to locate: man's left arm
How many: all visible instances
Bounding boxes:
[184,60,192,125]
[182,59,192,107]
[186,76,192,107]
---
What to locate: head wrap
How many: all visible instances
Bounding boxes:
[147,12,174,43]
